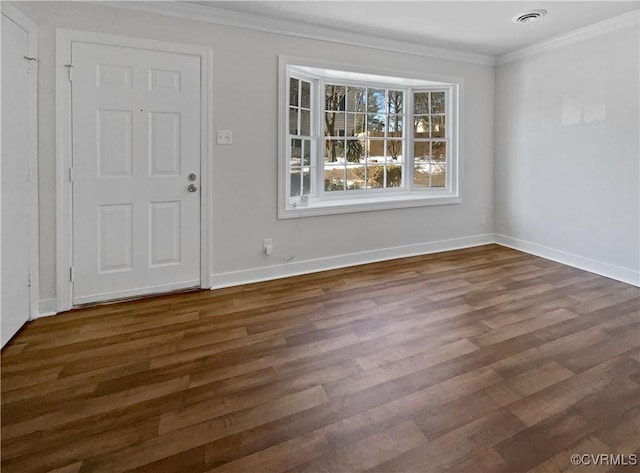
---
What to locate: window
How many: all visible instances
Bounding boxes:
[279,58,461,218]
[323,86,404,192]
[288,77,313,198]
[413,91,448,188]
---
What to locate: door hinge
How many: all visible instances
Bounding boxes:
[24,56,37,74]
[27,273,32,287]
[27,165,32,181]
[65,64,73,82]
[69,167,74,182]
[69,267,74,282]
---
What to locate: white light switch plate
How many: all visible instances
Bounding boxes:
[217,130,232,145]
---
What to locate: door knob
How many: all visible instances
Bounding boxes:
[188,173,197,181]
[188,184,198,192]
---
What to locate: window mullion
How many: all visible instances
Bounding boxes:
[364,86,369,191]
[384,89,388,189]
[445,87,452,190]
[428,92,433,187]
[406,88,414,191]
[310,79,317,198]
[316,78,325,198]
[297,81,302,195]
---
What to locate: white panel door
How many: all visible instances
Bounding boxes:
[1,14,31,346]
[72,42,201,305]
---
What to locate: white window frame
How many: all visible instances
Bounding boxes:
[278,56,462,219]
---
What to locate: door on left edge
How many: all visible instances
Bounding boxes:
[1,12,34,347]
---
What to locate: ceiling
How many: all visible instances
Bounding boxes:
[191,1,639,56]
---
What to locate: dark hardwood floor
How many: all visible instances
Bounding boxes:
[2,244,639,472]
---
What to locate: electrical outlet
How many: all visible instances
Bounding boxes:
[263,238,273,255]
[216,130,232,145]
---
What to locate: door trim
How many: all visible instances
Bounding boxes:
[1,4,40,320]
[56,29,213,312]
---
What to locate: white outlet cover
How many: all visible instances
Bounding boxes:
[217,130,232,145]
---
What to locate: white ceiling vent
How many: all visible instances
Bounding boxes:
[512,9,548,24]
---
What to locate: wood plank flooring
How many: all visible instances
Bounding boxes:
[2,244,639,472]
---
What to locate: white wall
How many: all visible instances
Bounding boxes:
[494,25,640,285]
[12,1,495,308]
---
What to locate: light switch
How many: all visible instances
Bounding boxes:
[217,130,232,145]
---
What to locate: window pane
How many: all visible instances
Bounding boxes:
[367,89,385,114]
[432,141,447,162]
[303,140,311,166]
[290,169,301,196]
[414,92,429,114]
[325,112,345,136]
[289,108,298,135]
[346,165,365,190]
[325,85,346,111]
[414,115,429,137]
[302,167,311,194]
[387,115,403,136]
[386,140,403,162]
[301,80,311,109]
[431,91,446,114]
[431,115,445,138]
[386,165,402,187]
[289,78,299,107]
[432,164,446,187]
[367,114,385,133]
[414,163,446,187]
[414,164,429,187]
[367,140,384,163]
[291,138,302,166]
[325,166,345,191]
[347,87,366,112]
[388,90,403,114]
[414,141,431,162]
[346,139,365,163]
[300,109,311,136]
[367,165,384,188]
[324,139,345,162]
[346,113,366,135]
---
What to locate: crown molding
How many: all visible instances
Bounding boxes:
[497,9,639,65]
[97,1,496,66]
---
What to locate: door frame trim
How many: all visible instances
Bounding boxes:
[2,4,40,320]
[56,29,213,312]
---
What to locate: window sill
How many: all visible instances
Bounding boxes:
[279,192,461,219]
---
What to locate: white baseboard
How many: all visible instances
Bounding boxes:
[37,298,57,319]
[494,234,640,287]
[210,233,495,289]
[36,233,638,314]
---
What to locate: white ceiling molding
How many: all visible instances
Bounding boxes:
[497,10,639,65]
[98,1,496,66]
